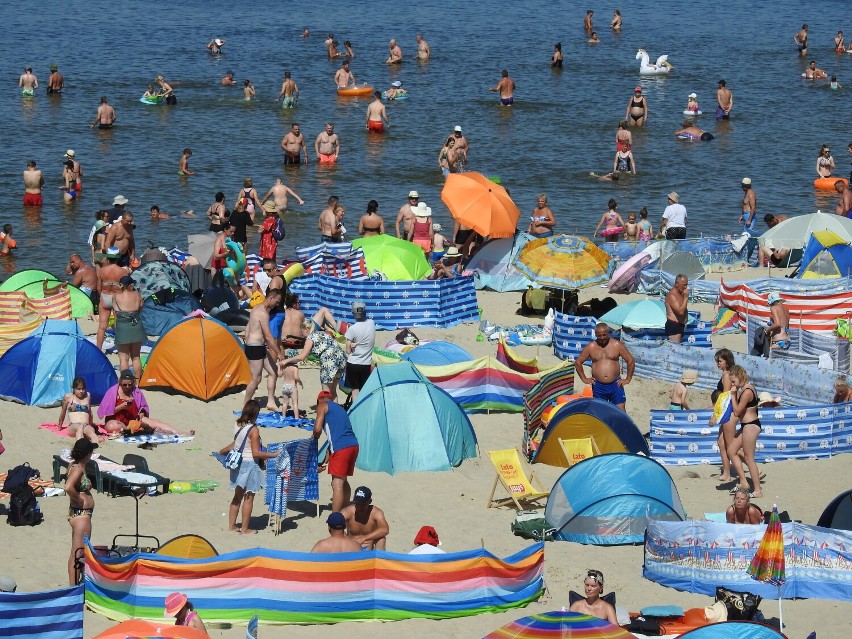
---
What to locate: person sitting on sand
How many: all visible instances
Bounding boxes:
[57,377,100,444]
[164,592,208,635]
[568,569,618,624]
[427,246,464,279]
[669,369,697,410]
[342,486,390,550]
[311,512,362,553]
[726,486,763,524]
[97,369,187,436]
[675,120,713,141]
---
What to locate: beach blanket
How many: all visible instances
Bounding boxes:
[114,433,195,445]
[236,411,314,430]
[0,584,84,639]
[40,422,108,441]
[0,472,55,500]
[264,438,319,519]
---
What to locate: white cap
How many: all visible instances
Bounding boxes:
[64,149,75,158]
[407,190,419,198]
[454,125,462,132]
[688,93,697,98]
[391,81,402,88]
[113,195,128,206]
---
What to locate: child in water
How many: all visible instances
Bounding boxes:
[243,79,255,101]
[638,208,653,240]
[141,84,156,99]
[1,224,16,255]
[686,92,700,112]
[431,223,448,261]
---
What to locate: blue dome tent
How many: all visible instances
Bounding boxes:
[545,453,686,545]
[348,362,478,474]
[0,320,116,407]
[401,341,474,366]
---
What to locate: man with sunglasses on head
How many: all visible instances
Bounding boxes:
[569,569,617,624]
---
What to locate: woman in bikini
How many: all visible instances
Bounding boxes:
[710,349,736,483]
[358,199,385,236]
[593,199,625,241]
[625,86,648,127]
[58,377,99,444]
[66,438,97,585]
[726,365,763,498]
[206,191,229,232]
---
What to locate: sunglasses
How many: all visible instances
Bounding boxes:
[263,268,274,273]
[587,570,603,582]
[120,382,134,387]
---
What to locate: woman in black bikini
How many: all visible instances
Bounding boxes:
[625,86,648,127]
[358,199,385,236]
[66,438,97,585]
[709,349,735,482]
[726,365,763,498]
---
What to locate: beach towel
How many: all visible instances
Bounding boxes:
[113,433,195,445]
[265,438,319,519]
[235,411,314,431]
[39,422,107,441]
[59,450,133,473]
[712,307,741,335]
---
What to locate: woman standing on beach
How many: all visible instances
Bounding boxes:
[710,349,735,483]
[66,438,97,585]
[113,276,146,380]
[279,321,347,398]
[725,365,763,498]
[219,400,278,535]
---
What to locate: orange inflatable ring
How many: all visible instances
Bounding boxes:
[814,177,848,190]
[337,84,374,97]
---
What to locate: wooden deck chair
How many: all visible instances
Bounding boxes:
[487,448,550,510]
[558,436,601,467]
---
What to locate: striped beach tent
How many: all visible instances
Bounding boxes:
[0,584,83,639]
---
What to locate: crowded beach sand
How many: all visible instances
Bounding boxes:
[1,263,847,639]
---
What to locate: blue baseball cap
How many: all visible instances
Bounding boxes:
[326,512,346,530]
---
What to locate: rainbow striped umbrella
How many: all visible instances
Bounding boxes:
[484,610,633,639]
[748,504,786,628]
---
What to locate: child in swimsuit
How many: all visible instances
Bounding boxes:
[58,377,100,444]
[279,362,302,419]
[431,224,448,261]
[669,370,697,410]
[638,208,653,240]
[623,212,638,241]
[593,199,625,241]
[686,94,699,112]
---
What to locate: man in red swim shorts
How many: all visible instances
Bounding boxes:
[23,160,44,206]
[366,91,389,133]
[313,390,359,512]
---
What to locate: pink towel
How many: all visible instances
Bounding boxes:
[40,423,107,441]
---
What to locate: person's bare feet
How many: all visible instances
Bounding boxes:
[240,529,258,535]
[717,475,732,482]
[266,404,278,412]
[188,430,196,435]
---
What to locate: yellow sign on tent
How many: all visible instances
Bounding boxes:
[559,437,600,466]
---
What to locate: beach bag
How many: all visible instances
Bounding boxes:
[396,328,419,345]
[5,462,40,490]
[510,510,555,541]
[7,484,40,526]
[271,217,286,241]
[715,586,761,620]
[222,425,255,470]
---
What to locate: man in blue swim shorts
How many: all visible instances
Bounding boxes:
[490,69,515,107]
[574,323,635,411]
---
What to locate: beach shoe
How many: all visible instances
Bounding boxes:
[285,409,295,418]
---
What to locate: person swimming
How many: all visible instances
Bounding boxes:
[675,120,713,141]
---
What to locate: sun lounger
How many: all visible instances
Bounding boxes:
[486,448,550,510]
[52,452,169,496]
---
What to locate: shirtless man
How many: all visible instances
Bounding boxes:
[527,194,556,237]
[47,65,64,94]
[716,80,733,120]
[739,178,757,232]
[96,249,129,350]
[18,67,38,95]
[664,275,689,344]
[64,150,82,193]
[311,512,362,553]
[281,123,309,164]
[342,486,390,550]
[574,323,635,411]
[766,293,790,350]
[794,24,808,56]
[66,254,98,299]
[804,60,828,80]
[262,177,303,214]
[836,181,852,217]
[221,71,236,86]
[23,160,44,207]
[396,191,418,239]
[105,211,135,267]
[416,34,430,60]
[451,126,469,170]
[568,570,618,625]
[178,148,194,176]
[276,71,300,108]
[366,91,389,133]
[584,10,594,32]
[386,39,402,64]
[315,123,340,165]
[90,96,116,129]
[318,196,340,242]
[334,60,355,88]
[490,69,515,106]
[243,288,283,409]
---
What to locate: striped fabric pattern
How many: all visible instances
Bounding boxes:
[0,585,84,639]
[295,242,353,259]
[84,541,544,624]
[301,248,369,279]
[0,291,27,324]
[25,289,72,320]
[523,364,576,459]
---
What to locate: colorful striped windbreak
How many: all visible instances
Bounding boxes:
[85,540,544,625]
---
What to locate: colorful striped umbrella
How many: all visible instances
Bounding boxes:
[748,504,786,628]
[513,235,611,289]
[484,610,633,639]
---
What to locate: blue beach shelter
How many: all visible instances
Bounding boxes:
[675,622,785,639]
[544,453,686,545]
[401,341,474,366]
[0,320,116,407]
[467,232,539,292]
[796,230,852,279]
[348,362,478,474]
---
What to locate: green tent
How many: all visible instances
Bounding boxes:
[0,269,93,318]
[350,235,431,280]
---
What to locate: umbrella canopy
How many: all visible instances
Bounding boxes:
[660,251,705,281]
[759,211,852,250]
[350,234,431,280]
[188,233,217,269]
[92,619,210,639]
[484,610,633,639]
[599,299,670,329]
[441,171,521,239]
[608,252,651,293]
[514,235,611,289]
[749,505,786,586]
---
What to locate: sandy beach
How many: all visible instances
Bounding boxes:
[1,264,848,639]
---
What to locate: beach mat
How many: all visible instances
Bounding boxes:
[114,434,195,445]
[233,411,314,430]
[39,422,108,441]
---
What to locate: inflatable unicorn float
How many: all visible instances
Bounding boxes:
[636,49,673,75]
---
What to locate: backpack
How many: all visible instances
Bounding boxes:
[5,462,40,490]
[271,217,286,241]
[7,484,40,526]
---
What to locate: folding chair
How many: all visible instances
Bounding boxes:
[558,436,601,467]
[487,448,550,510]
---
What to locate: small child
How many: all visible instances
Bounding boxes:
[637,207,653,241]
[686,92,699,112]
[431,223,448,261]
[150,205,169,220]
[57,377,100,443]
[142,84,156,99]
[243,79,256,101]
[0,224,16,255]
[669,369,697,410]
[278,363,303,419]
[623,212,638,241]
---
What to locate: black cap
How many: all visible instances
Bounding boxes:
[353,486,372,503]
[119,275,135,287]
[71,438,98,460]
[120,369,135,381]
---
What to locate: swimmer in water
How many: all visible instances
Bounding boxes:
[613,144,636,174]
[60,160,77,202]
[489,69,515,106]
[675,120,713,141]
[817,145,835,178]
[343,40,355,59]
[150,205,169,220]
[416,34,431,61]
[835,31,845,52]
[221,71,236,86]
[686,92,700,112]
[804,60,828,80]
[207,38,225,55]
[626,86,648,126]
[830,76,842,90]
[588,31,600,44]
[386,39,403,64]
[141,84,157,99]
[594,199,625,241]
[243,79,256,101]
[793,24,808,56]
[611,9,622,31]
[385,80,407,100]
[178,148,194,176]
[551,42,563,68]
[590,171,621,182]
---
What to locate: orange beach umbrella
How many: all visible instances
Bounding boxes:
[441,172,521,239]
